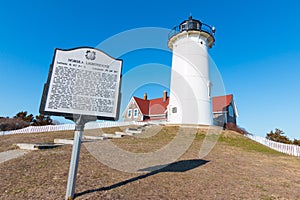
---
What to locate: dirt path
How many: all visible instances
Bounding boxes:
[0,150,28,163]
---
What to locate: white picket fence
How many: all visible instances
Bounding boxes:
[0,121,146,136]
[246,134,300,157]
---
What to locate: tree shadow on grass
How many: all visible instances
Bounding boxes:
[75,159,209,198]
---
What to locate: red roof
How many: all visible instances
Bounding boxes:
[134,94,232,115]
[133,97,169,116]
[212,94,233,112]
[133,97,150,115]
[149,97,169,115]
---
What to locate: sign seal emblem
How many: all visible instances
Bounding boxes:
[85,50,96,60]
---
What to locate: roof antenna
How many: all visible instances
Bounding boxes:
[189,13,192,20]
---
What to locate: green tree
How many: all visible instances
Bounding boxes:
[14,111,34,123]
[266,128,292,144]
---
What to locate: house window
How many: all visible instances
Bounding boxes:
[172,107,177,113]
[127,109,132,118]
[133,108,138,118]
[228,105,234,117]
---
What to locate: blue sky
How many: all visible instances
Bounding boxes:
[0,0,299,139]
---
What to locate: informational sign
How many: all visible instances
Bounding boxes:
[40,47,122,121]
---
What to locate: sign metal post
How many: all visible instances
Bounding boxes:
[65,115,86,200]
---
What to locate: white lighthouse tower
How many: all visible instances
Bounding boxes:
[168,16,216,125]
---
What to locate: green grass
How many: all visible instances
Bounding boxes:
[218,133,283,155]
[195,130,207,140]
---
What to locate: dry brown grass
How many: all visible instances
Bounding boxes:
[0,130,74,152]
[0,126,299,199]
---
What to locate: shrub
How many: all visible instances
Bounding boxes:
[0,118,30,131]
[225,122,250,135]
[292,139,300,146]
[0,111,54,131]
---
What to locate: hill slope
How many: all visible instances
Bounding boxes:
[0,126,299,199]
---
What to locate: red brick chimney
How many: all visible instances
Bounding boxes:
[144,93,147,100]
[163,90,167,102]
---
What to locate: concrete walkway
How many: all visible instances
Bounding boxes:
[0,150,28,163]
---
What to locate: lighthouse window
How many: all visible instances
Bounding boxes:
[208,82,212,98]
[188,21,198,30]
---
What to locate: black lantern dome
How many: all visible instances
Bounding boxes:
[168,16,216,48]
[179,16,202,31]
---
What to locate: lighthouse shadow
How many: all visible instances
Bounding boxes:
[75,159,209,198]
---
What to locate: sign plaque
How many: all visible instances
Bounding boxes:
[40,47,122,121]
[39,47,122,200]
